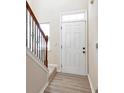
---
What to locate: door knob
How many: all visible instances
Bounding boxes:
[83,51,85,53]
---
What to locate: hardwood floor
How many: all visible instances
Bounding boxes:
[44,72,92,93]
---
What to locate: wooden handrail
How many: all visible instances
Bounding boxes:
[45,35,48,67]
[26,1,46,41]
[26,1,48,67]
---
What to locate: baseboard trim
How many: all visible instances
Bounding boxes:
[39,82,49,93]
[88,74,95,93]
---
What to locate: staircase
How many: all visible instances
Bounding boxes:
[26,1,57,93]
[26,1,48,67]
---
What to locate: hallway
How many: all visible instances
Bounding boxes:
[26,0,98,93]
[44,73,92,93]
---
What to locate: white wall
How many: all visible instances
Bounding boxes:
[88,0,98,92]
[27,0,88,70]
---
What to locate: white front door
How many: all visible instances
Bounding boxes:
[61,21,86,75]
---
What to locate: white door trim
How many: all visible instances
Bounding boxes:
[59,10,88,74]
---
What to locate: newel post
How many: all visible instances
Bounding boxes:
[45,35,48,67]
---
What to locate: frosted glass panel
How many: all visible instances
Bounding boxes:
[62,13,85,22]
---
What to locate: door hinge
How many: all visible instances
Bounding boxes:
[61,45,62,49]
[61,64,63,68]
[61,26,62,30]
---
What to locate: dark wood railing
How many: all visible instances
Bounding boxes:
[26,1,48,67]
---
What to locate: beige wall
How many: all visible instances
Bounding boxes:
[88,0,98,91]
[26,50,48,93]
[27,0,88,70]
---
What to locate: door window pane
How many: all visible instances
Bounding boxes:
[62,13,85,22]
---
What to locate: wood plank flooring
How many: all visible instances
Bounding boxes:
[44,72,92,93]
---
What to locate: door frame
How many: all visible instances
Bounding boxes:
[59,10,88,75]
